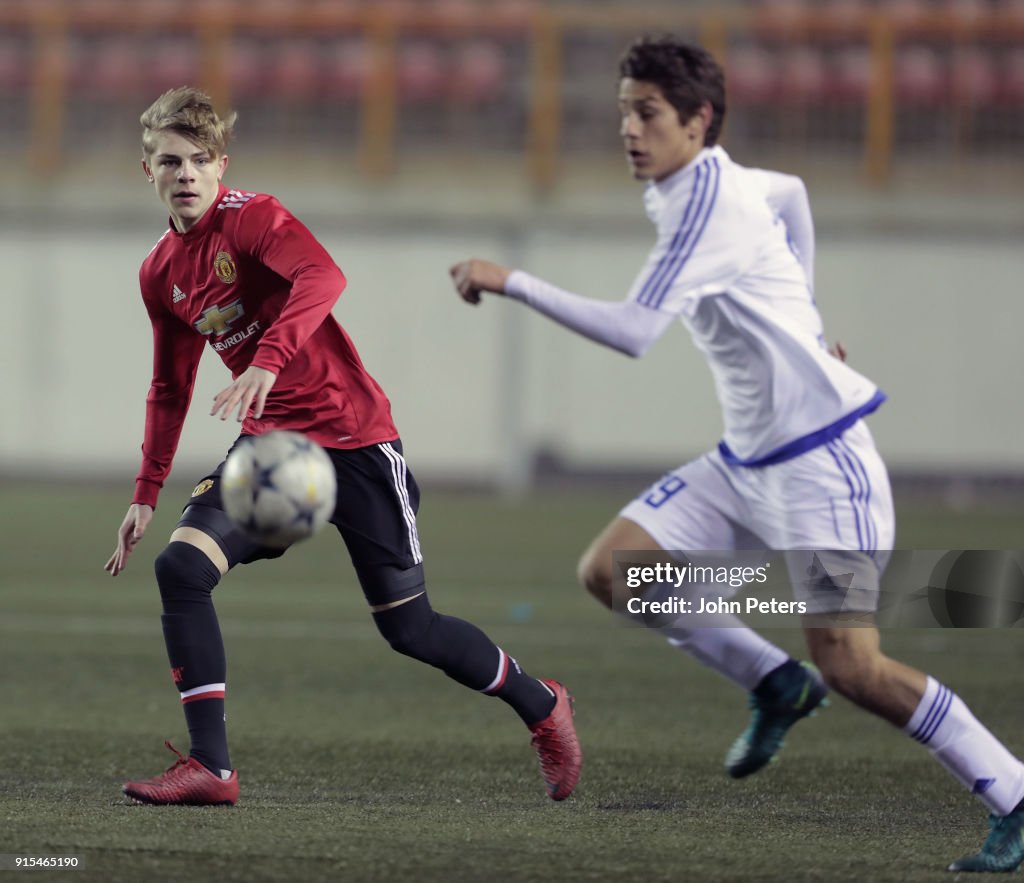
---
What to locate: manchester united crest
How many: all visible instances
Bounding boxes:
[191,479,215,497]
[214,250,238,284]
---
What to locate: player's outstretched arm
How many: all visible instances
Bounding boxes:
[104,503,154,577]
[451,259,675,357]
[449,259,511,305]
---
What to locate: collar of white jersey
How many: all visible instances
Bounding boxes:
[642,145,729,224]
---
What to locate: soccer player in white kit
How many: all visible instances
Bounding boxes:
[450,36,1024,872]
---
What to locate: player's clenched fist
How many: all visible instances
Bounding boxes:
[449,259,512,305]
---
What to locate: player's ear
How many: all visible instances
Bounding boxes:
[217,153,229,180]
[687,102,712,141]
[141,157,154,183]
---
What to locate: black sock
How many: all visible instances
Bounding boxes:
[372,594,558,726]
[486,651,558,726]
[156,542,231,773]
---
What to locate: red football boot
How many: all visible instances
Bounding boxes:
[123,741,239,806]
[528,679,582,801]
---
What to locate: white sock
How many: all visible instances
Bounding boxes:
[904,676,1024,815]
[661,612,789,691]
[618,581,789,690]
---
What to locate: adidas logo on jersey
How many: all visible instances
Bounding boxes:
[218,190,256,210]
[172,284,187,303]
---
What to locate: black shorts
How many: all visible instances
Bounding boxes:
[180,436,423,585]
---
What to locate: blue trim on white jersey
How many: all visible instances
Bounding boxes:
[717,389,887,469]
[637,158,721,310]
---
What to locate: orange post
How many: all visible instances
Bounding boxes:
[358,9,399,179]
[29,4,68,178]
[865,13,895,186]
[526,8,563,194]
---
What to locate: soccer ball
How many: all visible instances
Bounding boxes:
[221,431,337,549]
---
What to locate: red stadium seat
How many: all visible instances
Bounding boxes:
[0,38,30,94]
[448,41,506,104]
[999,48,1024,104]
[265,40,322,99]
[227,42,268,100]
[778,47,828,105]
[73,37,143,98]
[322,39,371,100]
[894,46,948,104]
[397,42,446,102]
[726,45,780,104]
[950,48,999,104]
[147,40,198,95]
[826,46,872,104]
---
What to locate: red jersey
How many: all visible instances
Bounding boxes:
[133,185,397,508]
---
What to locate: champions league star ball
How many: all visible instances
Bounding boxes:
[222,431,337,549]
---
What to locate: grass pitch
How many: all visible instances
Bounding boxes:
[1,484,1023,882]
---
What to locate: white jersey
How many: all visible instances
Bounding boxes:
[629,145,883,465]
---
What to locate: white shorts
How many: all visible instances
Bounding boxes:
[619,421,895,614]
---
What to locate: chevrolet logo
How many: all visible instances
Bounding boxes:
[195,300,245,337]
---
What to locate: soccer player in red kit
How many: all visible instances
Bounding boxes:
[105,87,581,806]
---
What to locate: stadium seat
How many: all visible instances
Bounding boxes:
[397,42,447,102]
[265,40,322,99]
[726,45,780,105]
[778,46,828,105]
[147,39,198,95]
[999,48,1024,104]
[950,48,999,104]
[72,37,144,99]
[322,39,371,100]
[227,41,269,100]
[826,45,872,104]
[894,46,948,104]
[448,40,506,104]
[0,37,30,95]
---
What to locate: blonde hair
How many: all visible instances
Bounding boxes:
[140,86,236,157]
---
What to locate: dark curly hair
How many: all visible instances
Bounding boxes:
[618,36,726,146]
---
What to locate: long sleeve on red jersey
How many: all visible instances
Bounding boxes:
[133,290,206,508]
[235,198,347,376]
